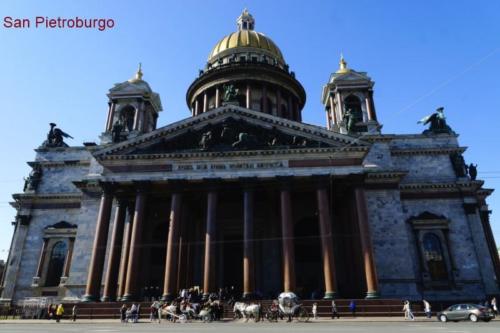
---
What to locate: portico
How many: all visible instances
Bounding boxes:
[81,106,381,302]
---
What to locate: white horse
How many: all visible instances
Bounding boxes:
[233,302,261,322]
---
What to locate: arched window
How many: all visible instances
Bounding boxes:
[45,241,67,287]
[259,97,272,114]
[120,105,136,131]
[422,233,448,281]
[344,95,363,122]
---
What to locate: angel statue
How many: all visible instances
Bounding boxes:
[41,122,74,148]
[417,107,454,134]
[222,84,239,103]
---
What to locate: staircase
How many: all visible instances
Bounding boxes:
[65,299,420,320]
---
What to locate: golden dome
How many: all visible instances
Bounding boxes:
[208,30,284,63]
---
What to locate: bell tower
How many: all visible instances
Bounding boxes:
[321,56,380,135]
[101,64,163,144]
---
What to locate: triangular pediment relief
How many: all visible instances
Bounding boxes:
[332,71,371,82]
[94,106,370,158]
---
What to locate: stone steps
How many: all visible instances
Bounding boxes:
[54,299,425,320]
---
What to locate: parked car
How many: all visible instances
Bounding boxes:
[437,304,495,322]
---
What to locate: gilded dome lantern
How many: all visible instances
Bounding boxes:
[186,9,306,121]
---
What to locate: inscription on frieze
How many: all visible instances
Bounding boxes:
[173,161,285,172]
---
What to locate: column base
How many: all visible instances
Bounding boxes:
[161,294,175,302]
[365,291,380,299]
[323,291,338,300]
[81,294,100,302]
[242,292,255,300]
[101,296,116,302]
[120,294,136,302]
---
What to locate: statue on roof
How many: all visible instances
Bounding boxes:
[41,123,74,148]
[23,164,42,192]
[418,107,454,134]
[222,84,239,103]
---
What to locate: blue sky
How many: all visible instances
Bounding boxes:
[0,0,499,261]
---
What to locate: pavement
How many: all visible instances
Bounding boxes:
[0,318,500,333]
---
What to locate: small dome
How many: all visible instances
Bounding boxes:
[208,30,285,64]
[127,63,152,93]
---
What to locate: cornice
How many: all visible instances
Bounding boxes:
[27,160,91,168]
[99,146,369,161]
[390,147,467,156]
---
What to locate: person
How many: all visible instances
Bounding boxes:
[403,300,414,320]
[312,302,318,320]
[423,300,431,318]
[120,304,127,323]
[491,297,498,315]
[150,301,159,322]
[55,304,64,323]
[48,304,55,320]
[72,305,77,322]
[331,300,339,319]
[349,300,356,317]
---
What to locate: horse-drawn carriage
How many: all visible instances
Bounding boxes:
[266,292,309,322]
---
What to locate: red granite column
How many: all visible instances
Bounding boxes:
[122,187,148,301]
[82,186,114,302]
[195,99,200,116]
[246,83,252,109]
[276,89,282,117]
[243,187,255,299]
[162,193,182,301]
[203,190,217,298]
[354,188,379,298]
[215,86,221,108]
[262,85,268,114]
[316,184,338,299]
[203,92,208,112]
[117,205,134,301]
[280,183,295,292]
[101,199,127,301]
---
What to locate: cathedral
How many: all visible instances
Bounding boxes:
[1,10,499,305]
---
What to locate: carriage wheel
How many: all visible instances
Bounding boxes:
[297,308,309,322]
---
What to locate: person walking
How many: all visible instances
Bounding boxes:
[349,300,356,317]
[120,304,127,323]
[312,302,318,320]
[491,297,498,315]
[403,300,414,320]
[331,300,339,319]
[423,300,431,318]
[71,305,77,322]
[55,304,64,323]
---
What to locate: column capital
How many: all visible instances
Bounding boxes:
[167,179,187,192]
[202,178,223,191]
[99,181,116,194]
[240,177,259,190]
[133,181,151,193]
[276,176,294,190]
[312,175,331,189]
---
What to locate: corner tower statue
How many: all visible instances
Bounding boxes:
[1,10,498,311]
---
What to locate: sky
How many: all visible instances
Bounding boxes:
[0,0,499,261]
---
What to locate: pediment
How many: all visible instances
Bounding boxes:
[94,106,370,158]
[409,211,447,221]
[333,71,371,82]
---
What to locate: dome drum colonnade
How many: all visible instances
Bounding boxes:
[186,9,306,121]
